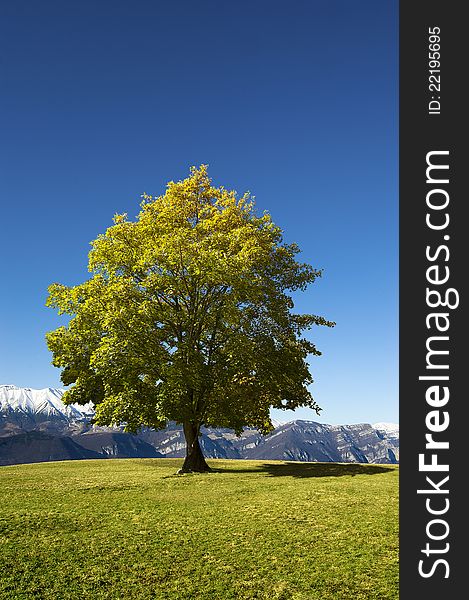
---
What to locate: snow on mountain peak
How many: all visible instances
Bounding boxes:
[270,418,288,429]
[373,422,399,436]
[1,385,397,439]
[0,384,92,420]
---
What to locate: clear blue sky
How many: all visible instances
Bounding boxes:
[0,1,398,425]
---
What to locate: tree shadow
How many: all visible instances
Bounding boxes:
[211,461,395,478]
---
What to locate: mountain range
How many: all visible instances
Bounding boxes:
[0,385,399,466]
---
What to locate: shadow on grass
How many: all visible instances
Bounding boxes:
[210,462,395,478]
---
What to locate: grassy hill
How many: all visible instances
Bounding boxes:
[0,459,398,599]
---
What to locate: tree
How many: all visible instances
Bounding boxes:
[46,166,335,472]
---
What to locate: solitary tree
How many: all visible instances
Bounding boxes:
[46,166,334,472]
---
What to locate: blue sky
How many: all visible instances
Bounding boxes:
[0,1,398,425]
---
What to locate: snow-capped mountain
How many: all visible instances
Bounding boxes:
[373,422,399,438]
[0,384,93,438]
[0,384,91,420]
[0,385,399,466]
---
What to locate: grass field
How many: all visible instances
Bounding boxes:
[0,459,398,599]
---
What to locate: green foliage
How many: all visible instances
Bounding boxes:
[46,166,334,434]
[0,459,398,599]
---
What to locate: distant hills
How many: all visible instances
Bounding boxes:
[0,385,399,466]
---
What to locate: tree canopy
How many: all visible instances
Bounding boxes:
[46,166,334,471]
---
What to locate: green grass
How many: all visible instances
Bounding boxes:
[0,459,398,599]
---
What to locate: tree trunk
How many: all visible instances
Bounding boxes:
[180,421,211,473]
